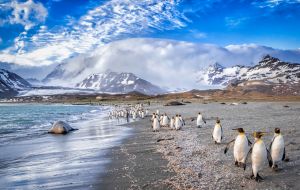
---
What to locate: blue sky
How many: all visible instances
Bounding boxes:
[0,0,299,67]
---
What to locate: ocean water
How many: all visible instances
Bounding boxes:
[0,104,132,189]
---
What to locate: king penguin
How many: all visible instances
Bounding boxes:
[212,118,223,144]
[245,131,272,182]
[162,113,169,127]
[224,128,252,168]
[196,112,206,128]
[270,128,285,170]
[152,116,160,132]
[170,116,175,130]
[174,114,181,130]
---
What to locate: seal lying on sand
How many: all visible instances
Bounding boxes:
[48,121,78,134]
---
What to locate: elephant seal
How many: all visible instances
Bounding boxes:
[48,121,78,134]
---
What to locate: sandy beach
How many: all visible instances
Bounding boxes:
[99,101,300,190]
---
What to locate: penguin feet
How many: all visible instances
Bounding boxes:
[234,161,239,167]
[255,173,264,182]
[272,164,279,171]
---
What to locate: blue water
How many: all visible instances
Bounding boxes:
[0,104,132,190]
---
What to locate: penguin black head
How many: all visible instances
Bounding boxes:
[275,128,280,134]
[179,114,182,117]
[253,131,267,139]
[176,114,178,117]
[216,118,220,124]
[198,112,201,114]
[232,128,244,133]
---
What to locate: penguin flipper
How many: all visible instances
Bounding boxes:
[282,147,286,161]
[224,139,235,154]
[266,149,273,167]
[244,147,253,170]
[221,125,223,140]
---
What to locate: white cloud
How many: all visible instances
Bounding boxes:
[189,30,207,39]
[44,38,300,89]
[0,0,187,66]
[225,17,249,28]
[253,0,300,8]
[0,37,2,44]
[0,0,48,30]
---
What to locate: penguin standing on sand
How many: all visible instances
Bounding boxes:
[270,128,285,170]
[224,128,252,168]
[152,116,160,132]
[159,115,163,125]
[245,132,272,182]
[162,113,169,127]
[174,115,181,130]
[170,117,175,130]
[212,118,223,144]
[196,112,206,128]
[156,109,160,116]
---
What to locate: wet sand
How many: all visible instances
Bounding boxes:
[99,102,300,189]
[96,120,176,190]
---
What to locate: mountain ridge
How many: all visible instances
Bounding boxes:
[198,55,300,86]
[76,71,164,95]
[0,69,31,98]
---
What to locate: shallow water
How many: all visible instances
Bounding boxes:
[0,104,132,189]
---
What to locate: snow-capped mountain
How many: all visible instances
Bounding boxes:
[76,71,164,95]
[0,69,31,98]
[198,55,300,86]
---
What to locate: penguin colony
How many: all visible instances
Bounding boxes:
[109,104,286,183]
[108,103,149,122]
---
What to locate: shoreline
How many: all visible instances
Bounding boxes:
[95,118,176,190]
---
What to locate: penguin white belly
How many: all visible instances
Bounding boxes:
[252,142,267,176]
[234,135,249,163]
[271,136,284,162]
[175,118,181,130]
[196,116,204,126]
[133,113,136,120]
[153,119,160,131]
[162,116,168,126]
[170,119,175,129]
[213,125,221,143]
